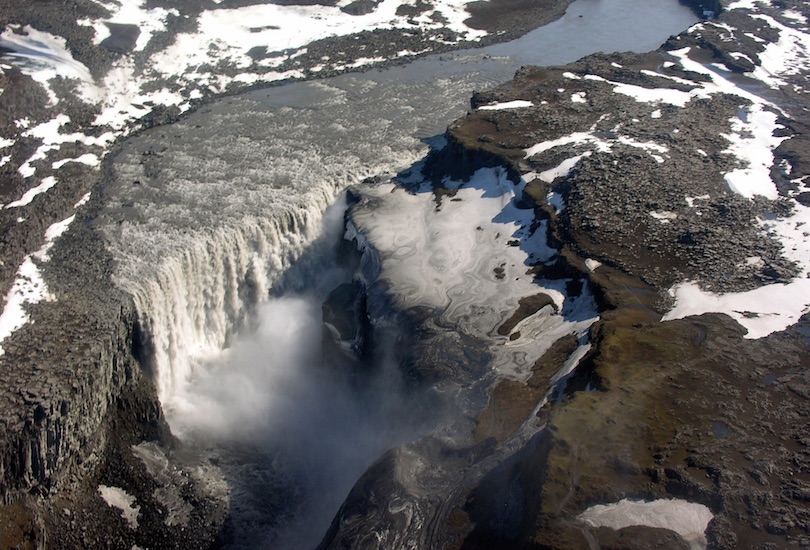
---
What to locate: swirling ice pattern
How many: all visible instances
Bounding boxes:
[351,169,598,382]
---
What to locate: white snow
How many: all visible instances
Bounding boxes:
[584,258,602,272]
[98,485,140,529]
[525,131,666,165]
[616,136,668,163]
[656,16,810,336]
[747,12,810,90]
[583,73,695,107]
[649,210,678,223]
[78,1,178,52]
[17,115,113,178]
[351,167,598,381]
[0,26,95,105]
[538,153,591,184]
[0,256,49,355]
[52,153,100,170]
[571,92,587,103]
[525,131,609,158]
[685,194,710,207]
[0,213,77,354]
[5,177,58,209]
[651,109,662,118]
[579,498,714,550]
[478,100,534,111]
[150,0,485,82]
[721,104,785,199]
[74,192,92,208]
[782,9,807,25]
[666,174,810,338]
[663,278,810,339]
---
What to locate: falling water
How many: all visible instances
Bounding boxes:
[97,0,699,545]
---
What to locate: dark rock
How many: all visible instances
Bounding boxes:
[99,23,140,54]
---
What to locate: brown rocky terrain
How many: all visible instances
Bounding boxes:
[322,1,810,548]
[0,0,584,547]
[1,0,807,548]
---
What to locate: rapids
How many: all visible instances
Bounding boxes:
[97,0,699,545]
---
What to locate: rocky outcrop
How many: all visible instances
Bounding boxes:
[0,201,227,547]
[321,2,810,549]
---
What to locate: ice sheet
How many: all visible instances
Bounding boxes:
[351,168,598,381]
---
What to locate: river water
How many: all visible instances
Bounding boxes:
[98,0,698,546]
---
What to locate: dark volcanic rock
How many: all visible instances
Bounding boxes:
[323,2,810,550]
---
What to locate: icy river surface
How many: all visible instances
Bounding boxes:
[98,0,698,546]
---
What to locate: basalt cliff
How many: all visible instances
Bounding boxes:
[2,0,809,548]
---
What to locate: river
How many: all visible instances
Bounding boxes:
[97,0,698,546]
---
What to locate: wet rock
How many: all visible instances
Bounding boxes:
[322,281,371,360]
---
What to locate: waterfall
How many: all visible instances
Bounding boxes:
[125,200,335,404]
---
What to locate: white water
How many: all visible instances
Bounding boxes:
[98,0,698,546]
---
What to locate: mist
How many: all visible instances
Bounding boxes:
[165,195,436,548]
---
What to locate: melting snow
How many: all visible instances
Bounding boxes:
[649,210,678,223]
[5,177,58,209]
[584,258,602,272]
[0,213,76,354]
[571,92,587,103]
[52,153,100,170]
[351,168,598,381]
[478,100,534,110]
[98,485,140,529]
[538,153,591,184]
[721,105,785,199]
[685,194,710,207]
[661,10,810,335]
[0,26,95,105]
[579,498,714,550]
[78,1,178,52]
[525,131,666,165]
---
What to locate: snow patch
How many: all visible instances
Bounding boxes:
[0,213,77,354]
[571,92,587,103]
[0,26,95,105]
[5,177,58,209]
[525,132,666,164]
[98,485,140,529]
[52,153,100,170]
[663,278,810,339]
[584,258,602,272]
[649,210,678,223]
[721,104,786,199]
[478,100,534,110]
[685,194,710,207]
[579,498,714,550]
[538,153,591,184]
[78,1,178,52]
